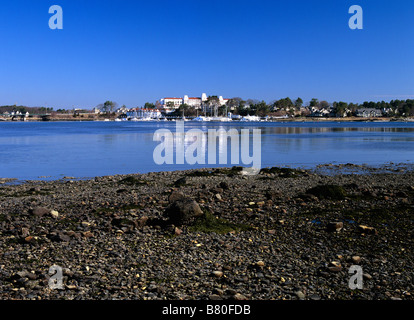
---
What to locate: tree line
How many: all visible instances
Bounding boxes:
[2,98,414,118]
[0,105,54,114]
[166,97,414,118]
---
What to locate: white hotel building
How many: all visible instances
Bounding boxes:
[159,93,229,110]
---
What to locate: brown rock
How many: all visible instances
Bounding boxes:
[30,207,50,217]
[168,191,185,203]
[256,261,265,267]
[358,225,378,235]
[174,227,182,236]
[328,261,342,272]
[352,256,361,264]
[164,198,204,225]
[212,271,224,278]
[82,231,94,238]
[233,293,248,300]
[137,216,149,228]
[326,222,343,232]
[21,227,30,238]
[24,236,36,243]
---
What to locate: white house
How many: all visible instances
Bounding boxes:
[159,93,228,109]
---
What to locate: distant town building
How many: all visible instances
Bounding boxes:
[355,108,383,118]
[309,107,331,117]
[116,105,129,114]
[159,93,229,110]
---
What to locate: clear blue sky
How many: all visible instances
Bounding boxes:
[0,0,413,109]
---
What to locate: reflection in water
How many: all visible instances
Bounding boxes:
[0,121,413,180]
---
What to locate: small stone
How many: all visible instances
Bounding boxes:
[24,236,36,243]
[50,232,71,242]
[352,256,361,264]
[358,225,378,235]
[328,261,342,272]
[17,271,37,280]
[215,194,222,201]
[174,177,187,187]
[82,231,94,238]
[212,271,224,278]
[50,210,59,218]
[21,227,30,238]
[137,216,148,228]
[30,207,50,217]
[233,293,248,300]
[209,294,223,300]
[219,182,229,190]
[174,227,182,236]
[326,222,343,232]
[310,294,321,300]
[295,291,306,300]
[363,273,373,280]
[226,289,237,295]
[213,288,224,296]
[256,261,265,267]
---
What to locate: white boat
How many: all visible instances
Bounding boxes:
[240,115,261,122]
[130,117,154,121]
[193,116,211,122]
[210,116,232,122]
[115,118,122,122]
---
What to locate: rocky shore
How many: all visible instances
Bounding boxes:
[0,165,413,300]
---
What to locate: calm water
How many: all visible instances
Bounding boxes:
[0,121,413,180]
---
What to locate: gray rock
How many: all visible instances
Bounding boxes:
[295,290,306,300]
[168,191,185,203]
[30,207,50,217]
[174,177,187,187]
[164,198,204,225]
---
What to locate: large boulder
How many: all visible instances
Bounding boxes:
[164,197,204,225]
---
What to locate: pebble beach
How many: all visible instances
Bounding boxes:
[0,165,413,300]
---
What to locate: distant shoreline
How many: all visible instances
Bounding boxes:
[1,116,413,123]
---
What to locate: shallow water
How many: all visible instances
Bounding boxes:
[0,121,413,180]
